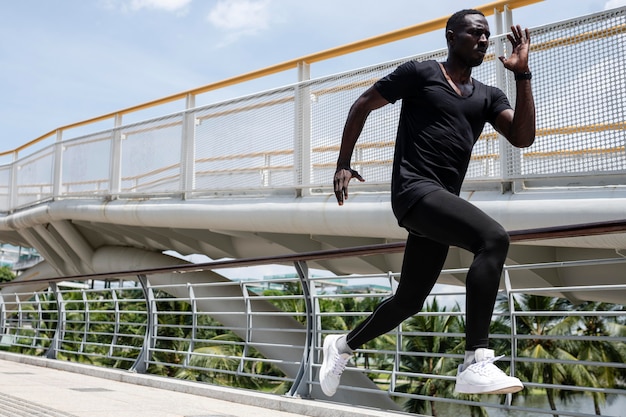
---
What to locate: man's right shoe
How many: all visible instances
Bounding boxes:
[454,348,523,395]
[319,334,351,396]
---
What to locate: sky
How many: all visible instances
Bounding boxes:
[1,0,625,160]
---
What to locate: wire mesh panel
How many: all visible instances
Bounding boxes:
[192,87,296,193]
[0,166,11,212]
[13,146,55,208]
[309,62,399,187]
[119,114,184,194]
[467,41,507,180]
[0,8,624,209]
[61,133,113,196]
[308,41,518,187]
[509,8,626,178]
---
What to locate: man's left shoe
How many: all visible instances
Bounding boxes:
[454,348,523,394]
[319,334,351,396]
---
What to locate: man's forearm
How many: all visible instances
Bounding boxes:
[336,103,371,168]
[509,77,536,148]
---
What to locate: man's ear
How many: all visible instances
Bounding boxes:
[446,29,454,45]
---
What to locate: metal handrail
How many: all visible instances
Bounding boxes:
[1,219,624,290]
[1,222,624,416]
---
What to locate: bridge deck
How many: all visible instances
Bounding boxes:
[0,352,409,417]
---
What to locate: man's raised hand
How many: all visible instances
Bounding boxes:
[498,25,531,73]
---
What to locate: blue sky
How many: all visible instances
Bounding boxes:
[1,0,625,157]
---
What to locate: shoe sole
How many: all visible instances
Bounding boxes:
[455,382,523,395]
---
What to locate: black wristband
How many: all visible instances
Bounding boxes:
[515,71,532,81]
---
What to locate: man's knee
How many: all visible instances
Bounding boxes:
[482,224,510,258]
[492,226,510,249]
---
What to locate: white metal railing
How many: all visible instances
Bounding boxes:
[0,243,624,417]
[0,7,624,213]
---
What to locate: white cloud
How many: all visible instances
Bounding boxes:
[101,0,192,14]
[130,0,191,12]
[604,0,626,9]
[207,0,271,34]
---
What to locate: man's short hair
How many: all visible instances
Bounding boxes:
[446,9,485,32]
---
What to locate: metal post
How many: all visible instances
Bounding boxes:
[239,281,252,375]
[181,93,197,199]
[130,274,155,373]
[499,4,522,184]
[45,283,65,359]
[184,284,197,367]
[8,152,17,211]
[109,289,120,357]
[494,7,513,184]
[504,268,516,407]
[109,114,123,198]
[287,260,314,397]
[505,4,513,29]
[80,290,89,353]
[0,293,5,339]
[294,61,312,197]
[34,293,43,348]
[52,129,63,199]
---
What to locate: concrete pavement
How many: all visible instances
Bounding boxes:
[0,352,410,417]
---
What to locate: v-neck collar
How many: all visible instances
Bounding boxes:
[438,62,475,98]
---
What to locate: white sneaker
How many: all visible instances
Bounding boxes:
[319,334,351,396]
[454,348,523,394]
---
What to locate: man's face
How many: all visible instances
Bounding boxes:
[448,14,490,67]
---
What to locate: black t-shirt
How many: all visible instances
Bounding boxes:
[374,59,511,225]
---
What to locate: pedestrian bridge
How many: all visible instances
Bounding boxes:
[0,2,625,416]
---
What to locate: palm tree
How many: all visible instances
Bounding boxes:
[396,298,474,416]
[175,332,287,392]
[567,302,626,415]
[149,291,193,377]
[507,294,583,417]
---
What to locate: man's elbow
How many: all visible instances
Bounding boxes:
[511,132,535,148]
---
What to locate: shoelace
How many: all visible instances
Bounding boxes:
[331,353,350,376]
[470,355,507,377]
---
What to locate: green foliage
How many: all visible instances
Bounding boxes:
[397,298,484,416]
[0,265,15,283]
[496,295,626,416]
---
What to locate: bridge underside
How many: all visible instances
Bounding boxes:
[1,184,625,304]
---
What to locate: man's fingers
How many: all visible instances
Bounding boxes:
[334,174,349,205]
[333,168,365,205]
[510,25,530,46]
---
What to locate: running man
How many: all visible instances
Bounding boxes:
[321,9,535,397]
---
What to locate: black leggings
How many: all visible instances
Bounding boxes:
[346,189,509,351]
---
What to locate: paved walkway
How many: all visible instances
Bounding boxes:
[0,352,406,417]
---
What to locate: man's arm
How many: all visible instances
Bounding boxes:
[495,25,536,148]
[334,86,389,205]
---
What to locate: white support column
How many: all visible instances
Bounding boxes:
[52,129,63,199]
[495,6,523,184]
[294,61,312,197]
[505,4,513,29]
[109,114,123,197]
[8,151,17,211]
[181,93,197,199]
[494,7,511,182]
[504,4,522,183]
